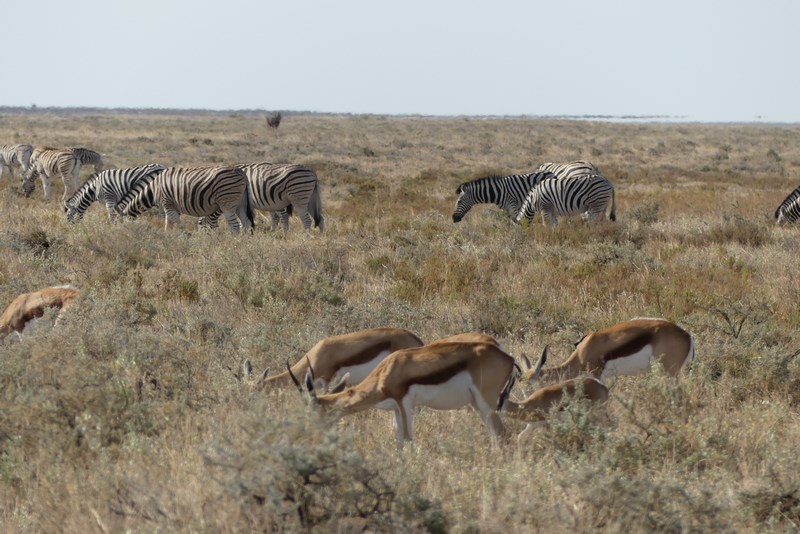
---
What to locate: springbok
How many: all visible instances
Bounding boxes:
[244,327,425,390]
[523,318,695,384]
[289,341,517,449]
[500,375,609,441]
[0,285,80,341]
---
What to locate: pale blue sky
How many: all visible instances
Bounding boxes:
[4,1,798,122]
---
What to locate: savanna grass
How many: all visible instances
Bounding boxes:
[1,110,799,532]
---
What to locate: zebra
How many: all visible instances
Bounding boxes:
[514,174,616,226]
[775,186,800,224]
[0,144,33,183]
[69,147,104,176]
[120,166,254,234]
[23,147,80,200]
[199,162,323,232]
[452,171,557,222]
[64,163,166,222]
[535,160,599,180]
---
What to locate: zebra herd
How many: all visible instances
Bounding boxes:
[4,142,800,228]
[1,143,325,235]
[454,159,800,227]
[453,160,617,226]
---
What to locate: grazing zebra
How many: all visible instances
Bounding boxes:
[64,163,166,222]
[536,160,599,180]
[203,205,292,232]
[23,147,80,200]
[514,174,616,226]
[775,186,800,224]
[120,166,254,234]
[199,162,323,232]
[452,171,556,222]
[0,144,33,182]
[69,147,104,175]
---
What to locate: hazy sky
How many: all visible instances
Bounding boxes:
[4,1,798,122]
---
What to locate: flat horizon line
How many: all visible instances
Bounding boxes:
[0,105,796,125]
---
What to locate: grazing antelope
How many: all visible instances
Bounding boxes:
[244,327,425,390]
[0,285,80,341]
[500,375,609,441]
[429,332,500,346]
[523,318,695,384]
[289,341,517,449]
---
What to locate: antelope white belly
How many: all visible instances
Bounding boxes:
[406,371,473,410]
[333,349,392,385]
[600,344,653,380]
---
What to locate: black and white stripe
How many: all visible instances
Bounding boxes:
[535,160,599,180]
[23,147,80,200]
[514,174,616,226]
[452,171,556,222]
[120,166,254,234]
[0,144,33,182]
[199,162,323,232]
[69,147,104,174]
[64,164,165,222]
[775,186,800,224]
[241,162,323,231]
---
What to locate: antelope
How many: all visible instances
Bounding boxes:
[0,285,80,341]
[429,332,500,347]
[500,374,609,441]
[244,327,425,390]
[523,318,695,384]
[289,341,517,449]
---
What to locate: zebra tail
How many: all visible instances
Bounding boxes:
[245,188,255,232]
[310,182,325,232]
[609,187,617,222]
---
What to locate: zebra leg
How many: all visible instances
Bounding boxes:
[295,206,313,230]
[164,205,181,231]
[222,209,241,235]
[41,172,52,199]
[543,210,558,227]
[269,211,280,231]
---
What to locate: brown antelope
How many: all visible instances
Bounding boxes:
[500,375,609,441]
[289,341,517,449]
[429,332,500,346]
[0,285,80,341]
[245,327,425,390]
[523,318,695,384]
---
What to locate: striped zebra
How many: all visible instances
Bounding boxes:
[64,163,166,222]
[120,166,254,234]
[23,147,80,200]
[0,144,33,182]
[514,174,616,226]
[775,186,800,224]
[536,160,599,180]
[452,171,556,222]
[69,147,104,175]
[199,162,323,232]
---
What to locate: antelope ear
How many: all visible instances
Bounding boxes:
[531,346,548,377]
[328,373,349,394]
[242,359,253,377]
[304,371,315,394]
[259,367,270,383]
[521,353,533,370]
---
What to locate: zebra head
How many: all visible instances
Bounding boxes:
[22,168,38,197]
[452,183,473,222]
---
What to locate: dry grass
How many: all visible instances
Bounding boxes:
[2,110,800,532]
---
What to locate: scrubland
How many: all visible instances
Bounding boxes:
[1,110,800,532]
